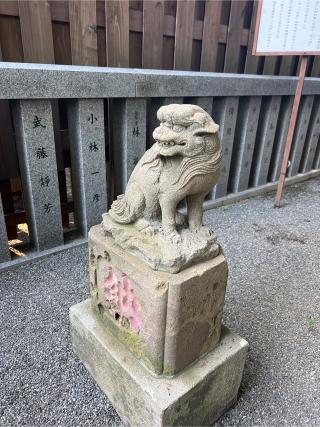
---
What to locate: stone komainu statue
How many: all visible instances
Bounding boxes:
[108,104,222,243]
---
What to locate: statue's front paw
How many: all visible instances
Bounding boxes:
[190,225,215,239]
[200,225,214,238]
[162,229,182,244]
[135,218,155,236]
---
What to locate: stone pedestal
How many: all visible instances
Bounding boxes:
[88,224,228,376]
[70,223,248,425]
[70,300,248,427]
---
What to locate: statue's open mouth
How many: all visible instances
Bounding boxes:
[157,140,186,147]
[158,141,175,146]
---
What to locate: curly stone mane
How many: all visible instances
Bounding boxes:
[172,133,222,190]
[141,106,222,190]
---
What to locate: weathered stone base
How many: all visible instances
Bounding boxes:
[102,213,220,274]
[70,299,248,427]
[89,224,229,376]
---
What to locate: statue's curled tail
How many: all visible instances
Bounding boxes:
[109,184,145,224]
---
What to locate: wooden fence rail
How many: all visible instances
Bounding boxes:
[0,62,319,269]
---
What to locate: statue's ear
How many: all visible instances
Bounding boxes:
[194,122,219,136]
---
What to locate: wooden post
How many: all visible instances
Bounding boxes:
[274,55,308,208]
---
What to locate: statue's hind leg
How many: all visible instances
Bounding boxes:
[135,190,160,236]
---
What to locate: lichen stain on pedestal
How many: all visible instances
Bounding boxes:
[71,104,248,426]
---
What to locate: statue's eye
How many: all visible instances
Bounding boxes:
[173,125,185,133]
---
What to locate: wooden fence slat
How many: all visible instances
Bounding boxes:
[212,97,239,198]
[288,96,314,177]
[142,0,164,69]
[130,31,142,68]
[251,96,282,186]
[69,0,98,66]
[0,179,15,240]
[112,98,147,195]
[269,96,293,182]
[229,96,262,193]
[311,57,320,77]
[224,0,246,73]
[97,25,107,67]
[0,24,20,221]
[68,99,107,236]
[52,21,72,65]
[263,57,278,76]
[13,99,64,251]
[105,0,129,67]
[279,56,295,76]
[0,100,18,180]
[300,98,320,173]
[18,0,55,63]
[0,194,10,262]
[200,0,222,72]
[244,0,259,74]
[0,1,19,15]
[0,43,19,180]
[0,15,24,62]
[174,0,195,70]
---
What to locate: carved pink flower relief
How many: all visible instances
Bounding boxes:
[103,267,141,332]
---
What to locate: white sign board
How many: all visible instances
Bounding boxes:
[253,0,320,55]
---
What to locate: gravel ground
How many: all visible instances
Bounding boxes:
[1,177,320,427]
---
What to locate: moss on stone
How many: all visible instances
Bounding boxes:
[92,301,163,375]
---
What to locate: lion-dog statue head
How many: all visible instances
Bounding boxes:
[153,103,220,159]
[151,104,221,192]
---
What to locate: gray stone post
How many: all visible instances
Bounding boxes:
[211,97,239,198]
[229,96,262,193]
[314,142,320,169]
[112,98,147,195]
[269,96,293,182]
[13,100,64,251]
[288,96,314,177]
[300,98,320,173]
[251,96,281,187]
[68,99,107,236]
